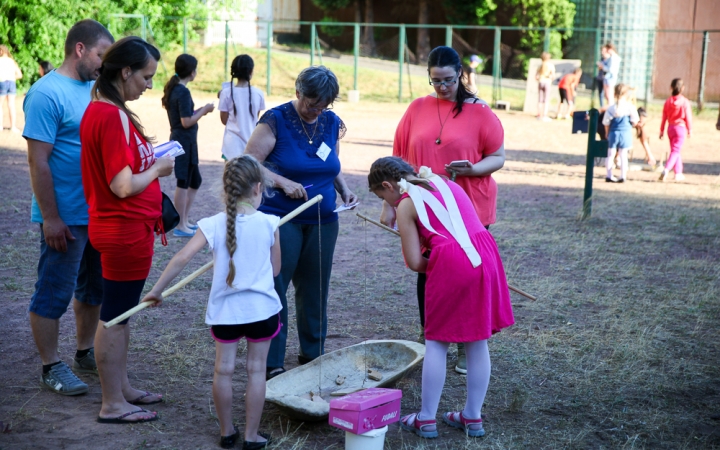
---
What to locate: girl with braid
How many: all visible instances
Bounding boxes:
[219,55,265,160]
[142,155,280,449]
[368,156,513,440]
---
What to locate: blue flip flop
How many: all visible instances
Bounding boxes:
[173,229,195,237]
[188,223,198,230]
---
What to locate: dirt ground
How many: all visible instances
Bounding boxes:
[1,92,719,449]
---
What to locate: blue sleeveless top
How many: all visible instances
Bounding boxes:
[257,102,345,224]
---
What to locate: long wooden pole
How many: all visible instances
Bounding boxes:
[104,195,324,328]
[356,212,537,301]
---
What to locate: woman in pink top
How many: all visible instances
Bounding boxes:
[382,46,505,374]
[659,78,692,182]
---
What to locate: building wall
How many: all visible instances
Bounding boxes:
[653,0,720,102]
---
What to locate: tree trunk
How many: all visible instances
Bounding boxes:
[362,0,376,56]
[416,0,431,63]
[355,0,363,24]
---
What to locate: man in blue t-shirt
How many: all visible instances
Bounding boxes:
[24,19,113,396]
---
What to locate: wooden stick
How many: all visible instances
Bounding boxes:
[356,212,400,236]
[356,211,537,301]
[508,285,537,301]
[104,195,324,328]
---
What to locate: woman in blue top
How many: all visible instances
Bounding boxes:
[245,66,357,379]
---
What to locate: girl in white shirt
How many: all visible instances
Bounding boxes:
[219,55,265,160]
[142,155,280,449]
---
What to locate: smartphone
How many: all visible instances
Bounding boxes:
[448,160,472,168]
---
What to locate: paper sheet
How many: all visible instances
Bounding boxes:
[154,141,185,158]
[333,202,359,213]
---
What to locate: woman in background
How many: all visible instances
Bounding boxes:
[0,44,23,132]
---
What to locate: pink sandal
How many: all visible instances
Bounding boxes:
[442,411,485,437]
[400,412,438,438]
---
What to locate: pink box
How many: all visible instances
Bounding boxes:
[328,388,402,435]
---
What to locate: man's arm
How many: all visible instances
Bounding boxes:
[27,138,74,252]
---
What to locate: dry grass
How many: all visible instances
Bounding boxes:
[0,94,719,448]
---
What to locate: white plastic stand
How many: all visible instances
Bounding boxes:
[344,425,388,450]
[347,90,360,103]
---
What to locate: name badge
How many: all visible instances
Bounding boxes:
[316,142,332,161]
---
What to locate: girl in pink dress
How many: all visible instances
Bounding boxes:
[368,156,514,439]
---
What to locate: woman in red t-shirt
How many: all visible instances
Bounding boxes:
[80,36,174,424]
[383,46,505,376]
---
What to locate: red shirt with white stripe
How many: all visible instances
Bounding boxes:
[80,101,161,223]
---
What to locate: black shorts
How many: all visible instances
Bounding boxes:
[559,88,573,103]
[99,278,146,325]
[175,161,202,189]
[211,313,281,343]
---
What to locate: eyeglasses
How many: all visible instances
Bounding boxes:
[428,75,458,87]
[303,98,333,113]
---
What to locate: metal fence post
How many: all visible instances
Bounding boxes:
[544,27,550,53]
[310,23,316,66]
[644,30,655,109]
[445,25,452,47]
[266,22,272,96]
[698,30,709,111]
[591,28,601,109]
[225,21,229,80]
[492,27,501,104]
[353,23,360,91]
[142,15,147,41]
[398,24,405,103]
[183,18,187,53]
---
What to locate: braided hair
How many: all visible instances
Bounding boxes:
[223,155,267,287]
[162,54,197,109]
[229,54,255,118]
[427,46,475,118]
[368,157,434,192]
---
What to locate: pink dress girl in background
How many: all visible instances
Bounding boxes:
[659,78,692,182]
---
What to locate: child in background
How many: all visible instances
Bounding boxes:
[635,107,658,168]
[38,61,54,77]
[141,156,280,449]
[536,52,555,121]
[659,78,692,182]
[219,55,265,160]
[368,157,514,440]
[603,84,639,183]
[555,67,582,120]
[462,54,482,94]
[162,54,215,237]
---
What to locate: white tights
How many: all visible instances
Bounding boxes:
[418,339,491,422]
[606,147,629,180]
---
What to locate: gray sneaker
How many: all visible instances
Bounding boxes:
[41,361,89,396]
[73,348,98,375]
[455,343,467,374]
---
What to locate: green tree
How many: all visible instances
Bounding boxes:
[442,0,575,74]
[0,1,117,90]
[0,0,206,91]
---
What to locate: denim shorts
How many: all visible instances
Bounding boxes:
[608,130,633,150]
[29,225,103,319]
[0,80,17,96]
